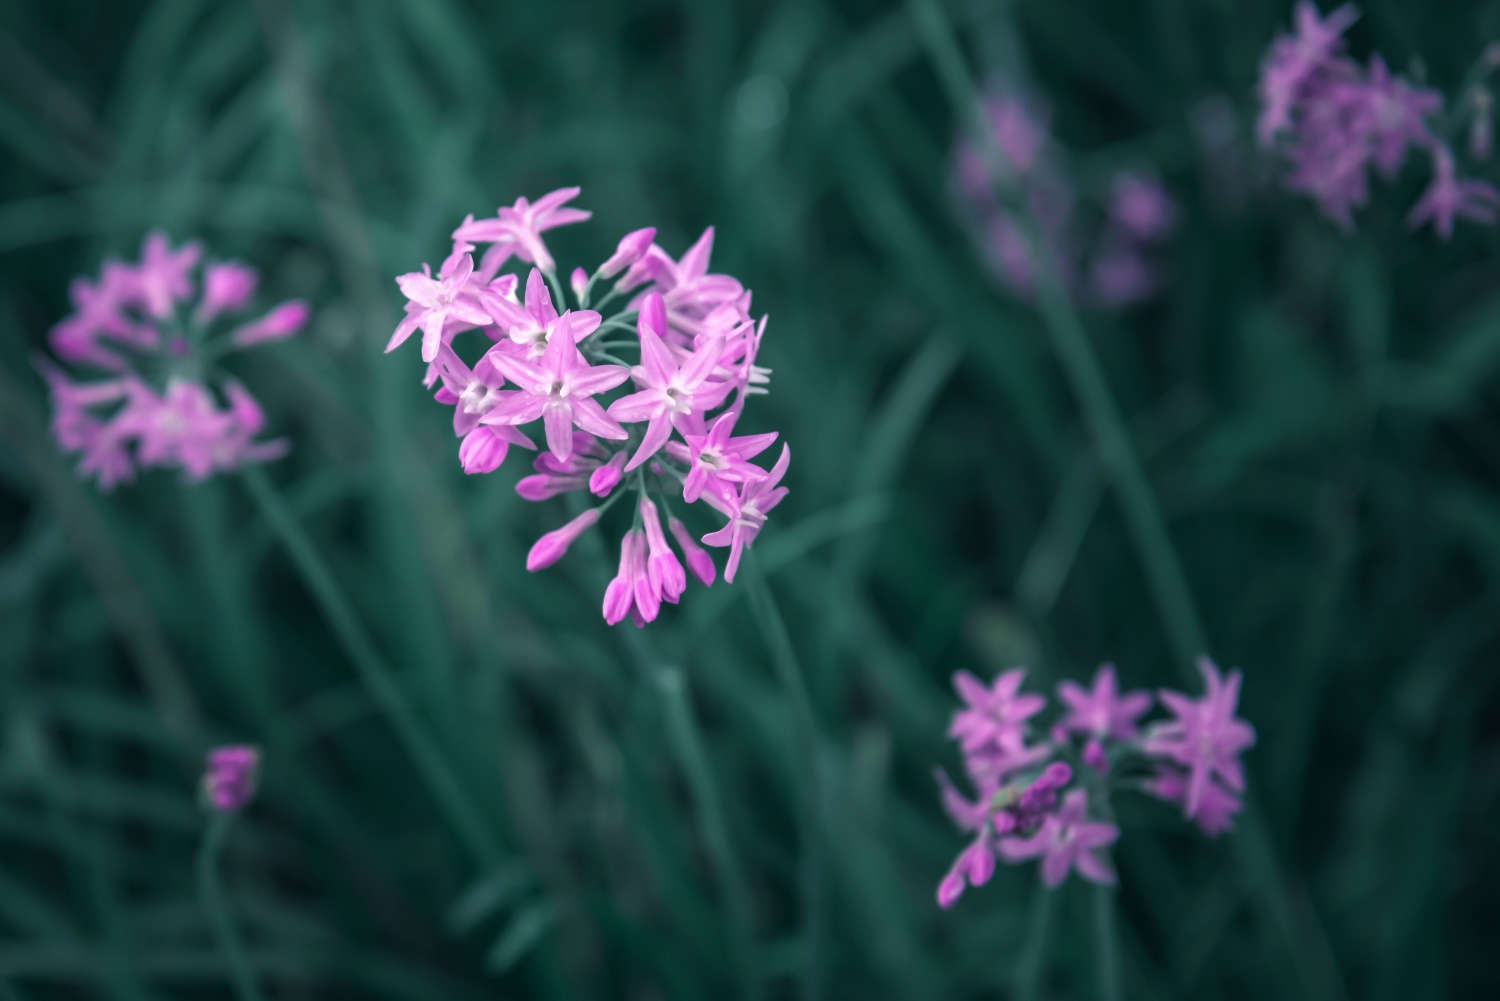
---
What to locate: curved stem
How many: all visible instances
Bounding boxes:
[197,811,266,1001]
[743,553,822,1001]
[241,465,498,868]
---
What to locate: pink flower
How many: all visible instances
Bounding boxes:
[1408,145,1500,239]
[203,745,260,812]
[41,236,302,489]
[1056,663,1152,742]
[606,293,726,470]
[453,187,591,275]
[700,443,789,582]
[485,269,601,358]
[389,251,492,363]
[1256,2,1360,147]
[947,668,1046,755]
[602,530,658,626]
[1143,657,1256,824]
[479,312,629,460]
[1147,767,1243,837]
[665,410,778,504]
[133,232,202,318]
[998,788,1118,887]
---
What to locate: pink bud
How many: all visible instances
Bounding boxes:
[936,870,965,909]
[600,226,656,278]
[668,516,716,587]
[638,291,667,339]
[197,262,259,323]
[459,427,512,474]
[526,508,601,571]
[515,473,585,501]
[1083,739,1109,774]
[223,381,266,435]
[589,451,627,497]
[232,300,309,347]
[603,532,644,625]
[570,266,588,302]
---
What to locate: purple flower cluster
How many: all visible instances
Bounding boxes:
[1258,2,1499,236]
[40,233,308,490]
[953,93,1178,308]
[936,659,1255,906]
[387,188,786,626]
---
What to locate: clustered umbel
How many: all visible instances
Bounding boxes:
[953,93,1179,308]
[1258,2,1500,236]
[936,658,1255,906]
[39,233,308,490]
[386,188,787,627]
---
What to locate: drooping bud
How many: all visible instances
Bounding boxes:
[526,507,602,571]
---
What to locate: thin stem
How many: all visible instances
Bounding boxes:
[742,553,822,1001]
[1093,885,1122,1001]
[542,267,568,312]
[1015,884,1054,1001]
[241,465,498,868]
[657,668,761,1001]
[197,811,266,1001]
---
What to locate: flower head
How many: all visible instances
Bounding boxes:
[41,234,302,489]
[389,190,786,624]
[203,745,260,812]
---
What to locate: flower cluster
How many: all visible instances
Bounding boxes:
[40,233,308,490]
[1257,2,1500,237]
[953,93,1178,308]
[936,658,1255,906]
[202,745,260,812]
[387,188,786,626]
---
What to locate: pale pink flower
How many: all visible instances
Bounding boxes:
[203,745,260,812]
[1408,145,1500,238]
[389,251,492,363]
[479,312,629,460]
[453,186,591,275]
[665,410,778,504]
[133,232,202,318]
[1143,657,1256,823]
[1056,663,1151,742]
[700,443,789,582]
[998,788,1118,887]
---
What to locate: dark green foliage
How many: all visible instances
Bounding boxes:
[0,0,1497,997]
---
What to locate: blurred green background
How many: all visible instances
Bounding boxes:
[2,0,1498,998]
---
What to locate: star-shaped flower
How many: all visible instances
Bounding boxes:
[1408,145,1500,239]
[132,232,202,319]
[605,293,725,470]
[664,410,779,504]
[1056,663,1151,742]
[946,668,1046,755]
[479,311,629,460]
[485,269,601,358]
[700,442,788,582]
[1143,657,1256,822]
[998,788,1118,887]
[453,187,591,275]
[389,250,493,363]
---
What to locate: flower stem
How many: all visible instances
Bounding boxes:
[657,667,761,1001]
[1093,884,1122,1001]
[1016,884,1054,1001]
[197,811,266,1001]
[743,552,822,1001]
[241,465,498,868]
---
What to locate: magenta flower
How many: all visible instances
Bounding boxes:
[955,86,1176,310]
[1147,767,1243,837]
[453,187,591,276]
[998,789,1118,887]
[1256,2,1359,147]
[1144,658,1256,823]
[389,251,493,363]
[203,745,260,812]
[701,443,789,582]
[134,232,202,318]
[1056,663,1151,742]
[41,234,304,489]
[606,293,726,470]
[947,668,1046,755]
[665,410,779,504]
[480,312,629,460]
[1408,145,1500,238]
[389,189,786,625]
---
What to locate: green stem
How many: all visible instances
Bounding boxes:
[542,267,568,312]
[1016,885,1054,1001]
[743,553,821,1001]
[1093,885,1122,1001]
[241,465,498,869]
[197,811,266,1001]
[657,668,760,1001]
